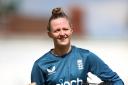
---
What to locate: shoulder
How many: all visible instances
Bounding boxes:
[73,45,91,55]
[72,46,99,59]
[34,51,51,67]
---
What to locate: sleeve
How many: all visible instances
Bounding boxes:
[31,62,46,85]
[87,52,124,85]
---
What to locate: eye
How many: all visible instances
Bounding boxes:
[63,28,69,31]
[54,29,60,33]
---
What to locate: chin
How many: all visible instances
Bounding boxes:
[59,43,69,46]
[56,39,70,46]
[58,42,70,46]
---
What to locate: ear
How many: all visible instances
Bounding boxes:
[48,32,53,38]
[71,28,73,33]
[70,24,73,34]
[70,26,73,34]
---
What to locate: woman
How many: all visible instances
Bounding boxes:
[30,7,124,85]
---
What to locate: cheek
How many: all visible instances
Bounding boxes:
[52,33,59,38]
[68,30,73,36]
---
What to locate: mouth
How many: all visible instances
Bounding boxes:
[58,35,68,41]
[59,37,67,41]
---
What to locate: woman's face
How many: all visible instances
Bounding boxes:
[48,17,73,47]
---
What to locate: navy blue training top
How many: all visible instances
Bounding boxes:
[31,46,124,85]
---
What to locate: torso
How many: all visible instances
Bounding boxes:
[37,46,90,85]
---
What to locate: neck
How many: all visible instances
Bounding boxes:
[53,44,71,56]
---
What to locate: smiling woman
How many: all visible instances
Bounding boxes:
[47,8,73,56]
[30,7,124,85]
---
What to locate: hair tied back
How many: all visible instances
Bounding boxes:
[52,7,64,16]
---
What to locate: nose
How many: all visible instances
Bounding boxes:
[59,30,65,36]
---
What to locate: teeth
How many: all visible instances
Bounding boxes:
[60,37,66,40]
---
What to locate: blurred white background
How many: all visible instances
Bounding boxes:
[0,38,128,84]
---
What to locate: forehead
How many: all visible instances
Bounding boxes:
[50,18,70,28]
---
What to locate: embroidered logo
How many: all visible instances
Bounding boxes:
[47,66,56,75]
[77,59,84,70]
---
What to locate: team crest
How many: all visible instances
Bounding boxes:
[77,59,84,70]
